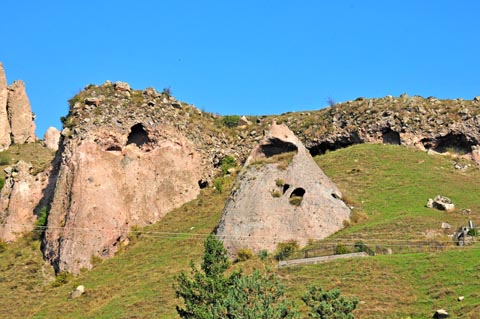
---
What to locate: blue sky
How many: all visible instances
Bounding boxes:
[1,0,479,136]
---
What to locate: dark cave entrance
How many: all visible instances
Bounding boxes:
[260,138,298,158]
[127,123,150,147]
[382,128,401,145]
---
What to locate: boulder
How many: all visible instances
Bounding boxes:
[69,285,85,299]
[114,81,131,91]
[7,80,36,144]
[238,116,252,126]
[215,122,351,256]
[433,309,449,318]
[427,195,455,211]
[43,127,61,151]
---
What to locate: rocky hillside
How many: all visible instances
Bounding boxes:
[1,72,480,274]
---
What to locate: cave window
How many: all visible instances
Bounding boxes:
[127,123,150,147]
[198,180,208,189]
[260,138,298,158]
[283,184,290,194]
[106,145,122,152]
[289,187,305,206]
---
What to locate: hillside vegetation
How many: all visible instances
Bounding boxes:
[0,144,479,318]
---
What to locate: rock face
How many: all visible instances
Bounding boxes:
[0,63,37,149]
[43,127,61,151]
[215,123,351,256]
[0,161,50,242]
[0,63,11,150]
[7,80,36,144]
[43,87,206,273]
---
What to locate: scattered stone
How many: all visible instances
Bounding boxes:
[458,296,464,301]
[474,96,480,102]
[69,285,85,299]
[433,309,449,318]
[441,222,451,229]
[460,209,471,215]
[427,195,455,211]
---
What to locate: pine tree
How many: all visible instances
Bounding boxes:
[302,285,358,319]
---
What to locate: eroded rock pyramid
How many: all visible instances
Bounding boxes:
[215,122,351,256]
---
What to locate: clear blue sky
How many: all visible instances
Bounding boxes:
[1,0,479,137]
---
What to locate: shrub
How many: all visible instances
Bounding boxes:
[275,241,299,261]
[272,190,282,198]
[0,155,10,165]
[335,243,351,255]
[0,177,4,191]
[51,272,73,287]
[289,196,303,206]
[275,178,285,187]
[236,248,254,262]
[302,285,358,318]
[32,206,49,240]
[467,228,478,236]
[214,177,224,193]
[220,155,236,175]
[222,115,240,128]
[162,87,172,97]
[0,241,6,253]
[257,249,269,260]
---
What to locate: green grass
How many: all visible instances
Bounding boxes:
[0,143,55,179]
[1,144,480,318]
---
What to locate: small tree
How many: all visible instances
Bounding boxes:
[175,234,230,318]
[213,270,299,319]
[302,285,358,319]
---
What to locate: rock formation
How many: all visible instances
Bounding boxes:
[0,63,11,150]
[43,83,207,273]
[0,62,37,149]
[7,80,36,144]
[215,122,351,256]
[0,161,50,242]
[43,126,61,151]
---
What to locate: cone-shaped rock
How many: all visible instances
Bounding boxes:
[0,63,11,150]
[7,80,36,144]
[215,122,351,256]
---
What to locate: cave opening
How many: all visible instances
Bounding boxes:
[259,138,298,158]
[126,123,150,147]
[382,128,401,145]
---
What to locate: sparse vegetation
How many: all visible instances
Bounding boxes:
[219,155,236,175]
[222,115,240,128]
[275,240,299,261]
[289,196,303,206]
[275,178,285,187]
[236,247,254,262]
[272,190,282,197]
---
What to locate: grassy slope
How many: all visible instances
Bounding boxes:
[0,144,479,318]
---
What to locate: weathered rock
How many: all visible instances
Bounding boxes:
[0,63,11,150]
[114,81,131,91]
[84,97,100,106]
[441,222,451,229]
[43,127,61,151]
[427,195,455,211]
[69,285,85,299]
[7,80,36,144]
[433,308,449,318]
[215,122,351,256]
[43,124,204,274]
[238,116,252,126]
[0,161,49,242]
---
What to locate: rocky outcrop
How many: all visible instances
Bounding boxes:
[0,63,37,149]
[43,127,61,151]
[43,84,207,273]
[215,123,351,256]
[0,161,50,242]
[0,63,11,150]
[7,80,36,144]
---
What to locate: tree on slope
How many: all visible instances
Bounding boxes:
[302,285,358,319]
[174,234,299,318]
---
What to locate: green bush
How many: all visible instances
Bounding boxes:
[467,228,478,236]
[275,241,299,261]
[289,196,303,206]
[236,248,254,262]
[214,177,224,193]
[220,155,236,175]
[302,285,358,318]
[0,177,5,191]
[272,190,282,198]
[222,115,240,128]
[51,272,73,287]
[32,206,49,241]
[257,249,269,260]
[335,243,351,255]
[275,178,285,187]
